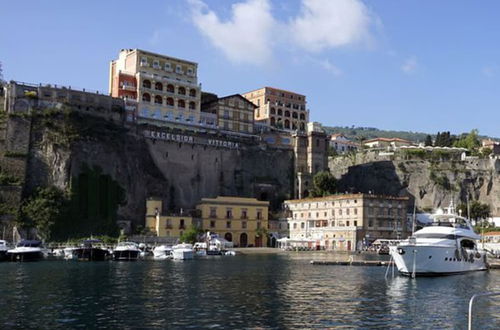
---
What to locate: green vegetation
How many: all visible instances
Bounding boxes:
[179,226,204,244]
[311,171,337,197]
[4,151,28,158]
[424,135,433,146]
[453,129,480,151]
[0,170,22,186]
[255,226,268,238]
[457,201,491,225]
[21,186,68,242]
[323,126,429,143]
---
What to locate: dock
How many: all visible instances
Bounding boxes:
[310,260,393,267]
[311,259,500,269]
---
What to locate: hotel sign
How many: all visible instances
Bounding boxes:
[144,129,240,149]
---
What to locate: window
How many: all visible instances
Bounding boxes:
[142,80,151,89]
[142,93,151,102]
[167,84,175,93]
[189,101,196,110]
[257,209,262,220]
[154,95,162,104]
[164,63,171,71]
[354,208,358,215]
[226,208,233,219]
[226,221,231,228]
[346,209,350,215]
[301,222,305,229]
[155,82,163,91]
[346,221,350,226]
[293,223,297,229]
[257,222,261,229]
[241,209,248,219]
[209,207,217,218]
[178,100,185,108]
[176,65,182,73]
[210,221,215,228]
[354,221,358,226]
[189,89,196,97]
[178,87,186,95]
[332,210,335,216]
[179,219,185,230]
[331,221,335,227]
[242,221,247,229]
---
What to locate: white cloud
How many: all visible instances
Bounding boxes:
[318,59,343,76]
[188,0,275,65]
[290,0,374,52]
[401,56,417,74]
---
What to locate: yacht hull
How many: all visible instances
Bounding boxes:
[73,248,109,261]
[172,249,194,260]
[390,245,487,276]
[0,250,7,262]
[113,250,140,261]
[7,251,44,262]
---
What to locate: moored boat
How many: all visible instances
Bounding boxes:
[390,202,487,276]
[172,243,194,260]
[6,240,45,262]
[113,242,141,261]
[152,245,173,259]
[0,240,9,261]
[73,239,109,261]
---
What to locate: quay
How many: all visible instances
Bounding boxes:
[310,260,393,267]
[310,258,500,269]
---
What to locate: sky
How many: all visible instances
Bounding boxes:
[1,0,500,137]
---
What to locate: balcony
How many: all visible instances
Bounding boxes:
[179,225,186,230]
[121,85,136,91]
[140,62,149,67]
[165,224,173,229]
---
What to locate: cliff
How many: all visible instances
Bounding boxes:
[0,108,294,235]
[329,154,500,215]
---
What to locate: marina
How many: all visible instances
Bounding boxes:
[1,252,499,328]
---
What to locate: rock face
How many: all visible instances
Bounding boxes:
[329,156,500,215]
[21,113,294,226]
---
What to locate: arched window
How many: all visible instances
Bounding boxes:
[301,222,305,229]
[178,87,186,95]
[278,109,283,116]
[142,93,151,102]
[300,122,305,131]
[293,112,298,119]
[167,84,175,93]
[166,97,174,106]
[284,119,290,129]
[154,95,162,104]
[292,122,297,130]
[178,99,185,108]
[270,107,276,115]
[155,82,163,91]
[189,101,196,110]
[270,117,276,126]
[300,113,305,120]
[142,80,151,89]
[189,89,196,97]
[285,110,290,117]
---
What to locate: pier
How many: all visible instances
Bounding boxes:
[310,259,500,269]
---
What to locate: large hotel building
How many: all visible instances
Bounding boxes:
[284,194,409,251]
[242,87,309,132]
[109,49,202,126]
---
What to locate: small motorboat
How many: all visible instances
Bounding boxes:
[73,239,109,261]
[172,243,194,260]
[152,245,173,259]
[113,242,141,261]
[0,240,9,261]
[6,240,45,262]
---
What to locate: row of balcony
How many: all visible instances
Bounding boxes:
[140,61,196,78]
[138,72,199,88]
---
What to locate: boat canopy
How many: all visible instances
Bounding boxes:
[17,240,42,247]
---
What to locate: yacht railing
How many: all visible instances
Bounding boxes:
[468,291,500,330]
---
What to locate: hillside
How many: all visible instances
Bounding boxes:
[323,126,499,143]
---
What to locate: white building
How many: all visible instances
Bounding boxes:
[329,134,359,154]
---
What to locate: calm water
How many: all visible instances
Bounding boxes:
[1,253,499,329]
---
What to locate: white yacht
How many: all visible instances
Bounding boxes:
[113,242,141,261]
[390,202,487,276]
[0,240,9,261]
[172,243,194,260]
[7,240,45,262]
[152,245,173,259]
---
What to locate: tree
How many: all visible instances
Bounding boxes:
[311,171,337,197]
[453,129,480,151]
[179,226,203,244]
[21,186,68,242]
[435,132,442,146]
[424,135,433,147]
[457,200,491,225]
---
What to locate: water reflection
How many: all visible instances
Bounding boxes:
[0,255,499,328]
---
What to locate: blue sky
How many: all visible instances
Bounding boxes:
[1,0,500,137]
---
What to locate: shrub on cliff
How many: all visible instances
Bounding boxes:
[311,171,337,197]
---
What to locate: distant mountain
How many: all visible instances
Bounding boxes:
[323,126,499,143]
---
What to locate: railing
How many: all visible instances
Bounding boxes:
[468,291,500,330]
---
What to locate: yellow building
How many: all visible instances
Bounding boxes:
[196,196,269,247]
[145,199,194,238]
[109,48,201,126]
